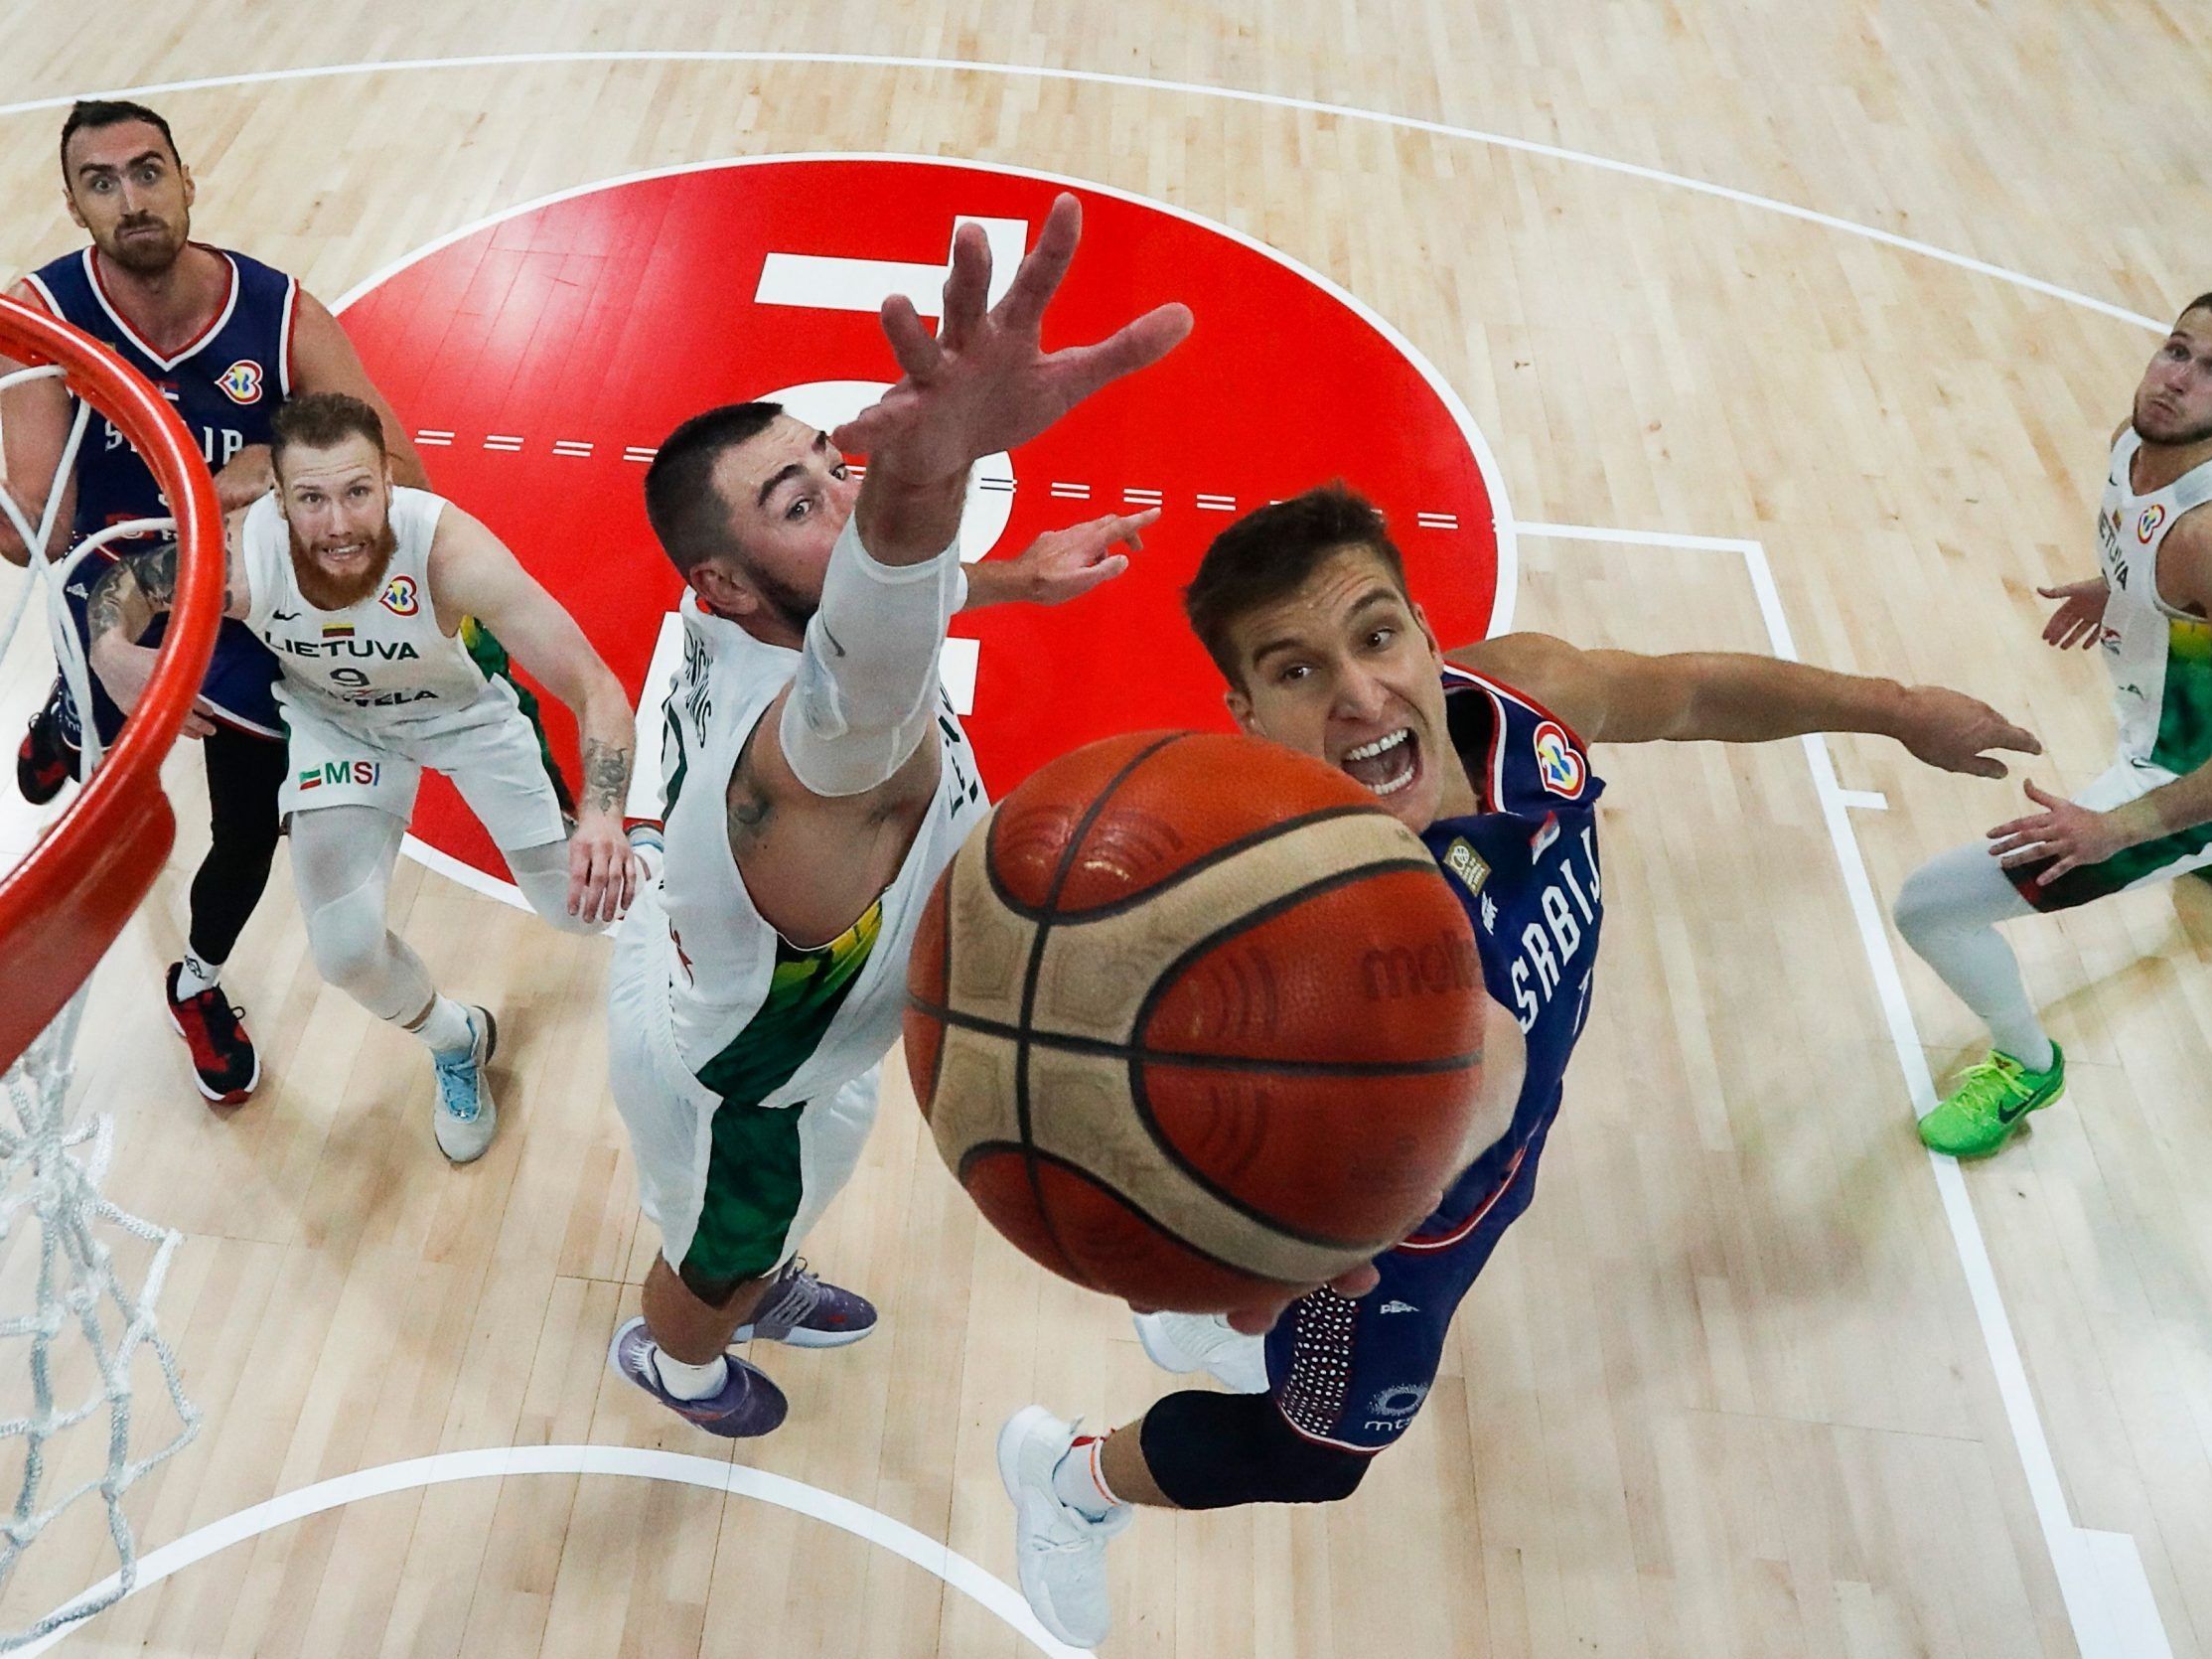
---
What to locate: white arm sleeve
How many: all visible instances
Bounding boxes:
[778,512,965,798]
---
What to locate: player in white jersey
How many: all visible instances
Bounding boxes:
[85,391,639,1162]
[605,195,1191,1435]
[1896,291,2212,1156]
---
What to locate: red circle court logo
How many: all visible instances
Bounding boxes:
[338,156,1512,889]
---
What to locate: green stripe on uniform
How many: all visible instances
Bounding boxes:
[679,897,886,1286]
[2025,814,2212,910]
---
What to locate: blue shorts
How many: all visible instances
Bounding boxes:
[51,549,282,749]
[1264,1108,1554,1453]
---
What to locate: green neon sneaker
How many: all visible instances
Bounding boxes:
[1917,1044,2065,1158]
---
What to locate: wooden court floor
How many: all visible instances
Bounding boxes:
[3,5,2211,1655]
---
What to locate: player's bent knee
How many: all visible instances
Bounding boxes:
[305,881,395,991]
[1891,858,1950,943]
[1139,1388,1373,1509]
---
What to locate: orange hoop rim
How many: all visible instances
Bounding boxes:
[0,293,224,1075]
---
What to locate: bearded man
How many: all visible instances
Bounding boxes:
[86,391,639,1162]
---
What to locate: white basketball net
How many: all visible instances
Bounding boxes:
[0,358,199,1647]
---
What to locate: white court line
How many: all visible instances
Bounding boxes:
[22,1444,1084,1658]
[0,52,2165,335]
[1518,520,2171,1659]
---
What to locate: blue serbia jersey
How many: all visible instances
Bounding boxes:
[25,245,296,739]
[24,243,297,543]
[1414,665,1604,1233]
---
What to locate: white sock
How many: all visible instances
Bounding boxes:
[176,953,222,997]
[1893,843,2055,1072]
[652,1347,729,1401]
[1051,1435,1120,1520]
[411,995,476,1057]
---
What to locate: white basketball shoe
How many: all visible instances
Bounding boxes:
[998,1406,1133,1649]
[1133,1309,1269,1393]
[431,1005,499,1163]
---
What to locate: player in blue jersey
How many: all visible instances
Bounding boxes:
[0,100,565,1106]
[998,484,2043,1649]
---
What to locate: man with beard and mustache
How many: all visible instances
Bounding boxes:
[84,392,638,1163]
[1892,291,2212,1157]
[1,98,570,1109]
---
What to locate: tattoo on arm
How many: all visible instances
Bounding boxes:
[87,539,183,645]
[581,735,633,819]
[725,741,774,858]
[85,559,138,644]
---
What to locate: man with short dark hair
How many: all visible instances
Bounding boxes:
[1894,291,2212,1156]
[2,98,566,1107]
[998,481,2043,1650]
[603,197,1190,1436]
[85,392,638,1163]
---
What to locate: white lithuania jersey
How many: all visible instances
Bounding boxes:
[239,486,492,723]
[2093,430,2212,777]
[654,591,989,1105]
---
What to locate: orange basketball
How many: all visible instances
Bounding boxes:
[905,730,1490,1313]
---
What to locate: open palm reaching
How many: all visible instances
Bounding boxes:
[832,194,1193,490]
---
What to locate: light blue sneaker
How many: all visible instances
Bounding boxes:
[431,1005,499,1162]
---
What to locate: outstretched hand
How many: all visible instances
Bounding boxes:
[1895,684,2042,778]
[2039,578,2110,651]
[1988,778,2131,885]
[1001,508,1158,606]
[831,195,1192,489]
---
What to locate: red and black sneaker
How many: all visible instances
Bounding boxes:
[164,964,261,1105]
[15,706,74,806]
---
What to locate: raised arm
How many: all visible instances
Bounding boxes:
[766,193,1189,803]
[1452,631,2040,778]
[427,504,636,921]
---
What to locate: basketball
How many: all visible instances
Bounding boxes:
[904,729,1491,1313]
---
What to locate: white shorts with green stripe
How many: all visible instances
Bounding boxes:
[608,883,882,1290]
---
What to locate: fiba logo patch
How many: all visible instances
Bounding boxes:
[1442,836,1490,895]
[1533,720,1585,796]
[378,573,420,616]
[2138,504,2168,543]
[215,360,263,404]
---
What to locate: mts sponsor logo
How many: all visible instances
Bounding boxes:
[298,760,380,791]
[1360,931,1481,1001]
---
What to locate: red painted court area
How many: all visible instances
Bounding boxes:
[340,157,1503,880]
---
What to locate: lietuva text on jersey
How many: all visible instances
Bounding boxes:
[1416,665,1605,1222]
[23,245,298,544]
